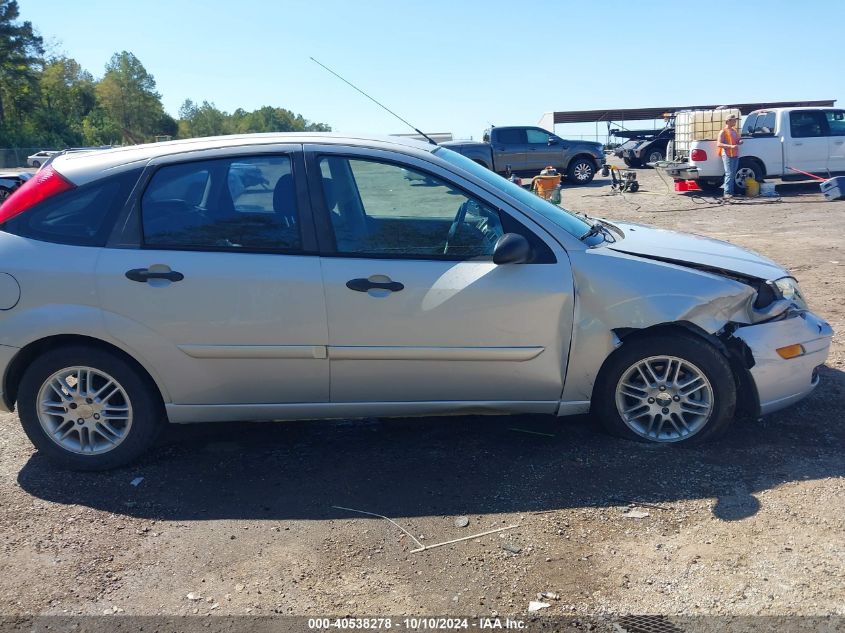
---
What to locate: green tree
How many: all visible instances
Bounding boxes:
[0,0,43,138]
[36,56,96,145]
[95,51,166,143]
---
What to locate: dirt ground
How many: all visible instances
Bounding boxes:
[0,160,843,628]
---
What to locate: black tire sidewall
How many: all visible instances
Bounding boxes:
[594,333,737,445]
[17,346,162,470]
[567,158,595,184]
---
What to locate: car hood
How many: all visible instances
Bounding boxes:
[606,221,788,281]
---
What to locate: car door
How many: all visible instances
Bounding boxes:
[524,127,561,171]
[491,128,527,174]
[96,148,330,412]
[305,144,574,410]
[825,109,845,173]
[784,110,830,174]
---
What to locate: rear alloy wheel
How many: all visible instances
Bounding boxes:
[0,187,10,203]
[18,346,162,470]
[31,160,40,168]
[594,333,736,445]
[734,159,763,193]
[567,158,596,185]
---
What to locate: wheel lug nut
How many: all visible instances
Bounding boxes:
[659,386,666,391]
[76,418,84,425]
[647,398,655,404]
[86,398,93,404]
[662,408,669,414]
[93,413,100,420]
[69,403,77,409]
[673,396,680,402]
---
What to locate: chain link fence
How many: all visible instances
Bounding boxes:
[0,148,53,169]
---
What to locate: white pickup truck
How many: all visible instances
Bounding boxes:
[663,107,845,193]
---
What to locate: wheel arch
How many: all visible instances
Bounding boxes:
[3,334,169,414]
[596,321,759,417]
[739,156,766,179]
[567,153,599,170]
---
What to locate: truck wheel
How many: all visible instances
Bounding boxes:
[567,158,596,185]
[0,187,11,203]
[645,148,664,164]
[734,159,763,193]
[31,160,40,168]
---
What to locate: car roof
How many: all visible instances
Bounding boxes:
[51,133,438,185]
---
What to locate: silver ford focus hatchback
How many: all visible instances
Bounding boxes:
[0,134,833,470]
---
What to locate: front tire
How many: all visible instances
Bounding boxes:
[645,148,664,164]
[567,157,596,185]
[593,332,736,445]
[17,346,163,470]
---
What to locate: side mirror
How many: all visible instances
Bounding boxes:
[547,137,558,145]
[493,233,531,265]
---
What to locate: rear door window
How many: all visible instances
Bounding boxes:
[743,111,776,136]
[495,128,527,145]
[2,170,140,246]
[141,155,301,252]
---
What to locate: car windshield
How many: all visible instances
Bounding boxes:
[434,147,591,238]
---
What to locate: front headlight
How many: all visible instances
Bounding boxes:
[773,277,807,309]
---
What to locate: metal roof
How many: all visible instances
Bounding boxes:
[539,100,837,125]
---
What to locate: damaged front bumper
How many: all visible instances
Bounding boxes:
[733,310,833,416]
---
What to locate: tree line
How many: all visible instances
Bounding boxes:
[0,0,330,149]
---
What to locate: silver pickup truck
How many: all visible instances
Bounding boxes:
[442,126,605,185]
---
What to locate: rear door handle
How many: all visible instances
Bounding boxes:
[346,278,404,293]
[126,268,185,283]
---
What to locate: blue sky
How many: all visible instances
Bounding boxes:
[23,0,843,141]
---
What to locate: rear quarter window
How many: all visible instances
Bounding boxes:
[2,170,140,247]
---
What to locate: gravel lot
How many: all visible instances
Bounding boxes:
[0,160,843,627]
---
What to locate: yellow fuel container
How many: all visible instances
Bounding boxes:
[745,177,760,197]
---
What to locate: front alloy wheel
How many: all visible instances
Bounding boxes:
[593,332,736,445]
[568,158,596,184]
[614,356,713,442]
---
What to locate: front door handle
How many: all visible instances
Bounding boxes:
[346,278,404,293]
[125,268,185,283]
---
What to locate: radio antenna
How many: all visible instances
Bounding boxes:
[309,57,437,146]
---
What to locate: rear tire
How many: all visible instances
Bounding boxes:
[593,332,736,445]
[645,148,664,164]
[734,159,763,194]
[17,346,163,470]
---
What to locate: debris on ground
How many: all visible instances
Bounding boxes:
[129,477,144,487]
[186,593,201,601]
[502,543,522,554]
[454,516,469,528]
[623,509,650,519]
[528,601,550,612]
[411,525,521,554]
[538,592,560,600]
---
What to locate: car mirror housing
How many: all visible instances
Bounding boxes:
[547,137,558,145]
[493,233,531,265]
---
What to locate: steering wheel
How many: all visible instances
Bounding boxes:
[443,200,471,255]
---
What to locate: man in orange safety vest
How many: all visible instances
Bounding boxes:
[717,115,742,198]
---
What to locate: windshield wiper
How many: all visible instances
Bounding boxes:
[579,221,609,242]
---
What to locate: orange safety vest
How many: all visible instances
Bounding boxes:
[718,126,739,157]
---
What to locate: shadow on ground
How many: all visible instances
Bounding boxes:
[16,368,844,524]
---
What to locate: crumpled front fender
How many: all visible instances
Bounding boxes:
[561,248,757,403]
